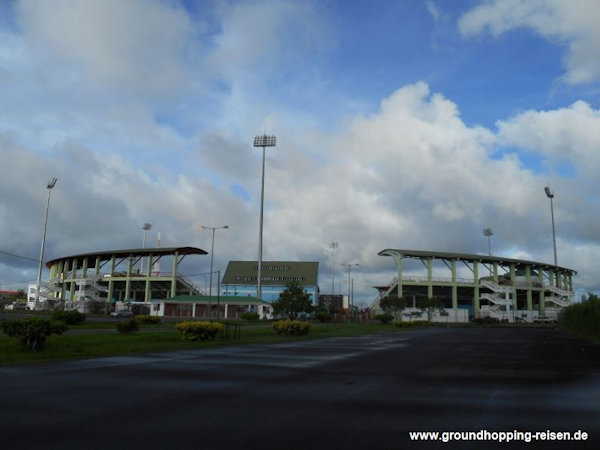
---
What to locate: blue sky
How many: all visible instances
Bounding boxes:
[1,0,600,303]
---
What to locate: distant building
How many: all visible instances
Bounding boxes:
[317,294,347,311]
[149,295,273,320]
[222,261,319,303]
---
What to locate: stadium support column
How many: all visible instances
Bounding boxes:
[395,254,403,299]
[510,264,517,321]
[61,259,69,304]
[171,251,179,298]
[125,254,133,301]
[493,262,499,283]
[107,256,115,312]
[538,269,545,317]
[427,257,433,299]
[473,261,480,317]
[145,253,152,302]
[70,257,78,302]
[525,265,533,312]
[451,260,457,310]
[82,256,88,279]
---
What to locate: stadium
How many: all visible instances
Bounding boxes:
[370,249,576,323]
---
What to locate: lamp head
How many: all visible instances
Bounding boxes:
[47,177,58,189]
[544,186,554,198]
[142,223,152,231]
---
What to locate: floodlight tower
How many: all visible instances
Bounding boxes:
[253,134,276,300]
[544,186,557,266]
[483,228,494,256]
[35,177,57,310]
[141,223,151,274]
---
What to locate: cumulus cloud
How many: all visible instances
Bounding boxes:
[459,0,600,84]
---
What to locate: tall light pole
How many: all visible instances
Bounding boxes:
[341,263,359,319]
[253,134,276,300]
[35,177,57,310]
[544,186,558,265]
[483,228,493,256]
[141,223,151,275]
[328,242,338,296]
[201,225,228,297]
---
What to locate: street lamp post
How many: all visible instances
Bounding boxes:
[544,187,558,265]
[328,242,338,296]
[341,263,359,321]
[35,177,57,310]
[253,134,276,300]
[201,225,229,299]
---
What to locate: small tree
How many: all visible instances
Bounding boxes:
[417,297,444,321]
[272,281,314,319]
[379,296,406,319]
[1,318,68,351]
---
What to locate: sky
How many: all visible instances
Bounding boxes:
[1,0,600,306]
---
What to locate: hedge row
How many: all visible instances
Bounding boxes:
[135,315,161,324]
[175,321,225,341]
[51,310,86,325]
[272,319,311,336]
[559,296,600,342]
[392,320,430,328]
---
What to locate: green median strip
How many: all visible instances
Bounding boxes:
[0,322,413,366]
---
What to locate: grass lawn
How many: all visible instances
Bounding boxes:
[0,322,412,366]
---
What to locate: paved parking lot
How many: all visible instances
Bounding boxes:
[1,326,599,449]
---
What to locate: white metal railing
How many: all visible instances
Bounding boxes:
[480,293,512,306]
[545,296,571,307]
[545,285,572,297]
[481,280,513,293]
[401,276,474,284]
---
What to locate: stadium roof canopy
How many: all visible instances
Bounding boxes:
[46,247,207,269]
[378,249,576,274]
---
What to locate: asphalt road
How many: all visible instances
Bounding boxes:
[1,327,599,449]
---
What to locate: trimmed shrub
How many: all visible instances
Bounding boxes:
[51,310,86,325]
[240,312,260,322]
[314,311,333,322]
[116,318,139,334]
[392,320,430,328]
[175,321,226,341]
[135,315,161,324]
[1,318,68,351]
[272,319,311,336]
[375,313,394,324]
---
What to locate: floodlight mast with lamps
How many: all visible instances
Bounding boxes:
[141,223,152,275]
[482,228,493,256]
[35,177,57,310]
[201,225,229,300]
[253,134,276,301]
[545,186,557,266]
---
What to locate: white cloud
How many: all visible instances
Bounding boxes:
[459,0,600,84]
[15,0,198,97]
[497,100,600,176]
